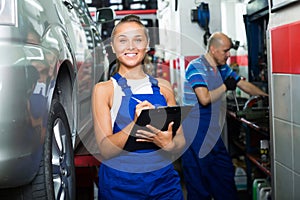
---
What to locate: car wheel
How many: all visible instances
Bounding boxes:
[43,100,76,200]
[0,100,76,200]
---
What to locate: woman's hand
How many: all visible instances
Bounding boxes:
[135,122,175,151]
[134,100,154,121]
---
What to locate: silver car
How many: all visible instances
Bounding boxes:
[0,0,113,199]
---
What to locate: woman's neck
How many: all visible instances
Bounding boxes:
[118,66,146,80]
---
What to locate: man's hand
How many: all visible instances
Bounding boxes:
[224,76,237,91]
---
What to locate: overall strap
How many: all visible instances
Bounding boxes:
[112,73,132,95]
[148,75,161,94]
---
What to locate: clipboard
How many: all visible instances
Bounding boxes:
[135,105,193,135]
[124,105,193,151]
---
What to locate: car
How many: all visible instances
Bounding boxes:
[0,0,113,199]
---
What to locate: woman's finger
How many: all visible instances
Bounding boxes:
[136,129,156,138]
[145,124,160,134]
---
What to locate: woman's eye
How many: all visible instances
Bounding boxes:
[119,39,127,43]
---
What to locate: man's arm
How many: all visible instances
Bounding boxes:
[194,84,227,106]
[237,79,268,97]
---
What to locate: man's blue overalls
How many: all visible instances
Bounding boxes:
[182,60,239,200]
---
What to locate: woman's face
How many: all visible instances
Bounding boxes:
[112,22,149,69]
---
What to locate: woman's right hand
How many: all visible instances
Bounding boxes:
[134,100,154,122]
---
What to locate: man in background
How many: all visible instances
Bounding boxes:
[181,32,268,200]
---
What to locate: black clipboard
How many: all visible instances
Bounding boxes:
[124,105,193,151]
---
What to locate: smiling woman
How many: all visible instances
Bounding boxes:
[92,14,185,199]
[110,15,150,74]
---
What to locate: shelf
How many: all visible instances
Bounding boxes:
[227,107,271,192]
[246,154,271,177]
[240,117,269,136]
[227,110,269,136]
[233,139,246,151]
[232,139,271,176]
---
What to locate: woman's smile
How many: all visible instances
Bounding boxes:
[124,53,138,57]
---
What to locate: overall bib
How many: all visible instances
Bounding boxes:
[98,73,184,200]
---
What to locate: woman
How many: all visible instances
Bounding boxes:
[92,15,185,199]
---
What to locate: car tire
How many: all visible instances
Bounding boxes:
[43,99,76,200]
[0,100,76,200]
[28,99,76,200]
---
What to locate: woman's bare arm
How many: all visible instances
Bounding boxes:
[92,81,134,159]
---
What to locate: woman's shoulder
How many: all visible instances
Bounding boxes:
[155,77,176,105]
[93,80,114,108]
[156,77,172,88]
[94,79,114,94]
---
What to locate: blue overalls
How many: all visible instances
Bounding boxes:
[181,57,238,200]
[98,73,184,200]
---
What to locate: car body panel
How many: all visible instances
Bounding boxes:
[0,0,110,187]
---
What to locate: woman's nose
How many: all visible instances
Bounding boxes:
[127,41,135,50]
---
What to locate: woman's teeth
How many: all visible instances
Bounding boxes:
[125,53,137,57]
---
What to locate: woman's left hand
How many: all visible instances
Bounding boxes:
[135,121,175,151]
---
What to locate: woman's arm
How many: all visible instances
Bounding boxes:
[92,81,155,159]
[92,81,133,159]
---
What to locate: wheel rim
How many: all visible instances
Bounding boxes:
[52,118,73,200]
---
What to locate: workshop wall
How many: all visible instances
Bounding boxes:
[157,0,221,59]
[157,0,251,104]
[268,3,300,199]
[221,1,250,98]
[156,0,221,105]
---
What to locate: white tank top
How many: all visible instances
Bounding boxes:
[110,75,154,128]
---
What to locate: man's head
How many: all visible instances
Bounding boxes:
[207,32,231,66]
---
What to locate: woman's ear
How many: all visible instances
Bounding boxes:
[111,42,116,53]
[146,43,150,52]
[146,40,150,52]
